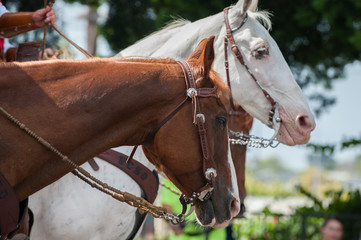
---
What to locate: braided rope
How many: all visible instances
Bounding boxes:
[160,182,182,196]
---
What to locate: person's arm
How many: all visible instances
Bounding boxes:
[0,7,56,38]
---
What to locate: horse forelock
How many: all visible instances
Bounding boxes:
[209,70,230,98]
[189,62,230,106]
[229,2,272,31]
[248,10,272,31]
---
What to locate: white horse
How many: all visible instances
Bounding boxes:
[29,0,315,239]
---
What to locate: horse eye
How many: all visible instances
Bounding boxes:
[252,46,269,60]
[215,116,227,129]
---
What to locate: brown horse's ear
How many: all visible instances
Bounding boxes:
[187,37,209,60]
[187,36,215,76]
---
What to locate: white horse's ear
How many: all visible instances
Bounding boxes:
[235,0,255,14]
[249,0,258,12]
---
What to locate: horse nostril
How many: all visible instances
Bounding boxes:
[296,115,315,133]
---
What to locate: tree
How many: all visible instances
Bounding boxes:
[101,0,157,51]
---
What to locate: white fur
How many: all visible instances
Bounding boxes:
[30,147,152,240]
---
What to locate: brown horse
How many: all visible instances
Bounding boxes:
[0,36,239,234]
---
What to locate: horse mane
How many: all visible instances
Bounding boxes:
[209,70,230,97]
[248,10,272,31]
[114,57,177,64]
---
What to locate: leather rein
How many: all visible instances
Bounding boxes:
[223,7,281,147]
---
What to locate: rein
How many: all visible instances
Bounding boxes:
[0,61,220,225]
[223,7,281,148]
[41,0,93,59]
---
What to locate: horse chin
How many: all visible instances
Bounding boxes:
[194,196,239,228]
[276,124,296,146]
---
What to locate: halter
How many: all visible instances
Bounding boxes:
[223,7,281,148]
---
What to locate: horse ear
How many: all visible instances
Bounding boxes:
[235,0,256,14]
[187,36,215,75]
[187,37,209,60]
[199,35,215,75]
[249,0,258,12]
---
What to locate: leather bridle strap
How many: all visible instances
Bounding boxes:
[223,7,280,127]
[128,61,218,204]
[177,61,218,183]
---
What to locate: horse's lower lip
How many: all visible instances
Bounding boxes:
[277,123,312,146]
[277,124,296,146]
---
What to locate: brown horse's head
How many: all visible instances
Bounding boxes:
[142,36,240,228]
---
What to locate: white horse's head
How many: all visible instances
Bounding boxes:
[214,0,315,146]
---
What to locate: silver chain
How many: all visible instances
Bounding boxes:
[229,130,280,148]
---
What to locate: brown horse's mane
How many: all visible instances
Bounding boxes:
[113,57,230,99]
[1,57,230,101]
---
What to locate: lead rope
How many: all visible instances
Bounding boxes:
[0,106,184,223]
[41,0,93,59]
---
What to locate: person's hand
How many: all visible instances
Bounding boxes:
[39,48,55,59]
[32,7,56,27]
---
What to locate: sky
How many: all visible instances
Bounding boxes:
[57,1,361,172]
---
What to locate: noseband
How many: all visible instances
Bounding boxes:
[223,7,281,147]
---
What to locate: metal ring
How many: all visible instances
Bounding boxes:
[187,88,197,98]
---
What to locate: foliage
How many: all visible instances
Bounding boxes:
[100,0,157,51]
[245,172,298,197]
[63,0,104,8]
[307,134,361,157]
[245,157,298,196]
[233,187,361,239]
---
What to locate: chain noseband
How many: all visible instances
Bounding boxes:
[223,7,281,148]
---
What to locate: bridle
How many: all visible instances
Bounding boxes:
[176,61,218,220]
[223,7,281,148]
[137,60,220,223]
[126,61,222,223]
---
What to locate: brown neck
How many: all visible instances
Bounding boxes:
[0,58,185,201]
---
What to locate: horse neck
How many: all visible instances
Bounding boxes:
[0,59,185,201]
[118,12,230,87]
